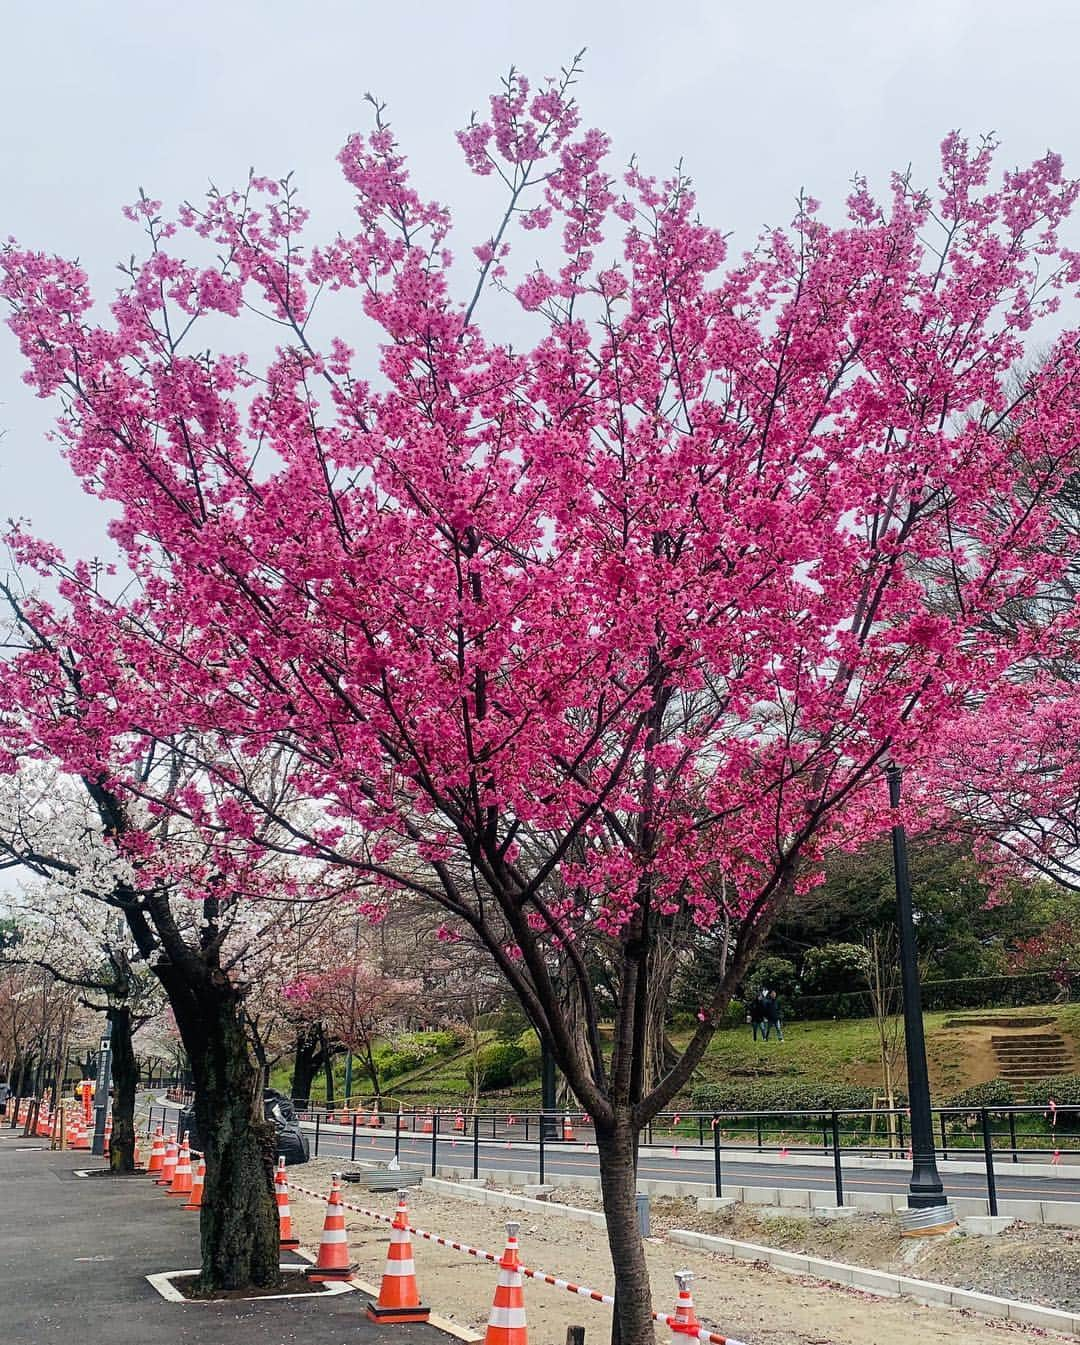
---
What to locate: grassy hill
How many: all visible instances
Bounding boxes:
[273,1002,1080,1111]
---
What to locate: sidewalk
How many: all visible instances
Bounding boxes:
[0,1131,454,1345]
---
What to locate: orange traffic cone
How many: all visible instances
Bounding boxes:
[168,1134,193,1197]
[366,1192,430,1322]
[156,1138,178,1187]
[183,1157,205,1210]
[669,1271,701,1336]
[454,1111,465,1133]
[421,1114,433,1134]
[274,1157,299,1248]
[71,1117,91,1151]
[147,1127,165,1176]
[485,1222,527,1345]
[305,1174,357,1282]
[370,1108,381,1129]
[562,1111,576,1142]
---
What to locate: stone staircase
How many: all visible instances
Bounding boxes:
[991,1030,1073,1093]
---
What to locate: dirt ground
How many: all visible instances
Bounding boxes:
[287,1159,1073,1345]
[557,1185,1080,1314]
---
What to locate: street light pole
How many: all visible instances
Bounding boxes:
[885,763,955,1232]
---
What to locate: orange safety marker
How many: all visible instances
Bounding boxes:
[71,1117,91,1151]
[305,1173,357,1282]
[168,1134,193,1197]
[421,1114,434,1134]
[147,1127,165,1175]
[370,1108,382,1129]
[562,1111,576,1142]
[275,1156,300,1248]
[485,1221,527,1345]
[156,1138,179,1187]
[454,1111,466,1133]
[366,1191,430,1322]
[669,1270,701,1336]
[183,1157,205,1210]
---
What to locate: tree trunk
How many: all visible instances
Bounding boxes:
[162,967,281,1294]
[289,1027,321,1105]
[189,992,280,1293]
[595,1115,656,1345]
[107,1005,138,1173]
[322,1040,337,1106]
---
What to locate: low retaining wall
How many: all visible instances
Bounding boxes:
[668,1228,1080,1337]
[423,1176,606,1226]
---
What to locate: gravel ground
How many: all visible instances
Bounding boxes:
[286,1159,1071,1345]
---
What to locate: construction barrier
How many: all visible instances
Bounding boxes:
[366,1193,430,1323]
[305,1174,358,1282]
[275,1156,299,1249]
[290,1183,749,1345]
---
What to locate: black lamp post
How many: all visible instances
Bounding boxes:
[885,763,955,1230]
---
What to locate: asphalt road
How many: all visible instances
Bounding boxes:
[302,1127,1080,1206]
[147,1098,1080,1206]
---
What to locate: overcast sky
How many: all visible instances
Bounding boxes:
[4,0,1080,557]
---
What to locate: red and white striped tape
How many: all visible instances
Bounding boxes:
[290,1183,748,1345]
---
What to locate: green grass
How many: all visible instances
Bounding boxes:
[271,1001,1080,1114]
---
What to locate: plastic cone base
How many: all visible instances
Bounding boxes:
[305,1262,357,1283]
[279,1235,300,1249]
[366,1300,431,1323]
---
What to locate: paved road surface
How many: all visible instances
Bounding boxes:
[0,1131,451,1345]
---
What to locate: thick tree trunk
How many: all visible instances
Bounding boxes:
[107,1005,138,1173]
[159,962,281,1295]
[595,1115,656,1345]
[187,991,280,1293]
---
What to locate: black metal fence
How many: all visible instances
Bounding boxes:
[144,1101,1077,1218]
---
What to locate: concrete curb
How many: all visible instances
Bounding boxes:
[422,1176,607,1227]
[667,1229,1080,1337]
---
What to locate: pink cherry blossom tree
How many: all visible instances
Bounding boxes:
[7,61,1080,1340]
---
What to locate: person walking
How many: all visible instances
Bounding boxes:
[748,992,766,1042]
[764,989,784,1042]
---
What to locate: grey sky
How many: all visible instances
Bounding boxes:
[4,0,1080,558]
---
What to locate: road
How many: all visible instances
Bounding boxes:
[148,1099,1080,1207]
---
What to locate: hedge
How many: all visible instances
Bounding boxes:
[942,1079,1015,1110]
[1024,1073,1080,1121]
[790,969,1077,1020]
[690,1080,891,1114]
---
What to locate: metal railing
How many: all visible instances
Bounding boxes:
[144,1100,1078,1218]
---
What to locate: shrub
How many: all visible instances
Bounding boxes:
[375,1029,462,1081]
[746,956,799,1001]
[943,1079,1014,1110]
[1024,1074,1080,1123]
[465,1041,526,1091]
[690,1079,886,1115]
[801,943,870,995]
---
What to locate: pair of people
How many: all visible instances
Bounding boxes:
[749,988,784,1041]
